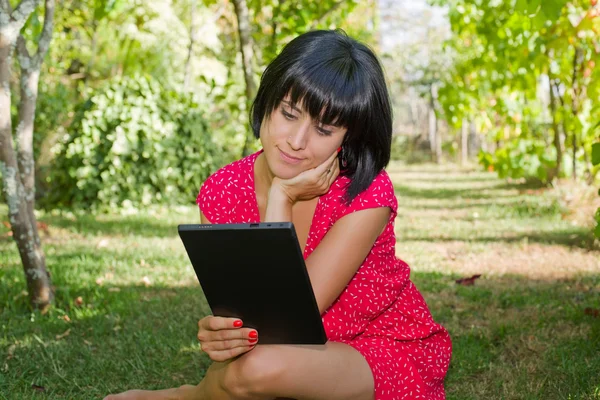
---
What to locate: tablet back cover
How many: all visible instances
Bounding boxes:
[178,223,327,345]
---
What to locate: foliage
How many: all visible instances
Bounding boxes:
[593,141,600,237]
[21,0,378,212]
[43,75,227,210]
[432,0,600,183]
[478,139,556,182]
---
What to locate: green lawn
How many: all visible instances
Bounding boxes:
[1,163,600,399]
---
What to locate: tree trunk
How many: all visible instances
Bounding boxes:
[548,76,563,181]
[0,0,55,310]
[468,120,480,157]
[232,0,258,157]
[461,117,468,165]
[428,84,440,163]
[183,0,197,91]
[570,47,585,181]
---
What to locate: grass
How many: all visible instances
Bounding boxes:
[1,162,600,399]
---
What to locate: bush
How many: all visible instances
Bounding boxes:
[390,134,435,164]
[478,138,556,183]
[593,142,600,238]
[43,75,228,210]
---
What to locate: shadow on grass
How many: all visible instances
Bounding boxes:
[402,229,598,250]
[393,183,523,201]
[2,271,600,399]
[1,282,211,400]
[396,174,495,184]
[39,213,193,238]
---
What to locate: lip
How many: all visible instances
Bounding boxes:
[278,148,304,164]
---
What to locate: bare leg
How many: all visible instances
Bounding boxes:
[104,341,374,400]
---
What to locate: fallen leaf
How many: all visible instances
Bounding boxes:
[37,221,50,236]
[12,290,27,301]
[75,296,83,306]
[83,340,93,346]
[108,287,121,292]
[61,315,71,322]
[1,221,10,229]
[113,326,121,332]
[584,307,600,318]
[55,329,71,340]
[6,344,16,360]
[456,274,482,286]
[31,384,46,392]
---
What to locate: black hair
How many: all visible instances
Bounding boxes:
[250,29,392,204]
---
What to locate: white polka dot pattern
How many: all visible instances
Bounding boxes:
[196,150,452,399]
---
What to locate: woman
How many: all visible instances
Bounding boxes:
[106,29,451,400]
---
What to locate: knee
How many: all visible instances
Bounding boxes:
[221,347,284,399]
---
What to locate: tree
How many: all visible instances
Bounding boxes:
[0,0,55,310]
[232,0,258,157]
[433,0,600,183]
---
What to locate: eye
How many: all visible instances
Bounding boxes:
[281,109,296,120]
[315,125,333,136]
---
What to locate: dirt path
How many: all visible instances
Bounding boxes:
[387,163,600,280]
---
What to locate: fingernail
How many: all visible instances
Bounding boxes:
[233,320,243,328]
[248,338,258,343]
[337,147,342,153]
[249,331,258,339]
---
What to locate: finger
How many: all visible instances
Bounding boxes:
[315,150,339,175]
[200,316,243,331]
[329,159,340,181]
[207,345,255,362]
[198,327,257,343]
[324,163,339,189]
[212,327,258,341]
[202,338,258,352]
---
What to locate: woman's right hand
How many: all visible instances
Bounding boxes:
[197,316,258,362]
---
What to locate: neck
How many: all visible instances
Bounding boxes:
[256,152,276,192]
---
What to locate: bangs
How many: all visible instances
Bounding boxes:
[264,58,371,129]
[250,30,392,204]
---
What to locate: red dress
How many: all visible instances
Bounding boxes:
[197,150,452,400]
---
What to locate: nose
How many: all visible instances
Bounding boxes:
[287,122,310,150]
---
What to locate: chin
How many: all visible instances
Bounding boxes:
[272,166,302,180]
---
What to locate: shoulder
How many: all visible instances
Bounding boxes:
[330,169,397,218]
[196,151,260,212]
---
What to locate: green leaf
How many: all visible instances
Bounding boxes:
[515,0,528,14]
[540,0,565,22]
[527,0,542,15]
[592,143,600,166]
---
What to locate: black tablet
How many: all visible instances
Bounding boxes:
[178,222,327,345]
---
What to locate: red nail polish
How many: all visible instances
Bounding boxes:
[249,331,258,339]
[233,320,243,328]
[337,147,342,153]
[248,338,258,343]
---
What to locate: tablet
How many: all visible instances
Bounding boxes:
[178,222,327,345]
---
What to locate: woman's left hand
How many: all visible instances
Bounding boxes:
[271,149,340,204]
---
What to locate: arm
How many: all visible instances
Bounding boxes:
[200,209,212,224]
[306,207,390,314]
[265,190,390,314]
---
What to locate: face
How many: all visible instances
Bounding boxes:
[259,96,347,179]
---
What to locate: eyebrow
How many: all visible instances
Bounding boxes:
[281,100,302,113]
[281,100,342,128]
